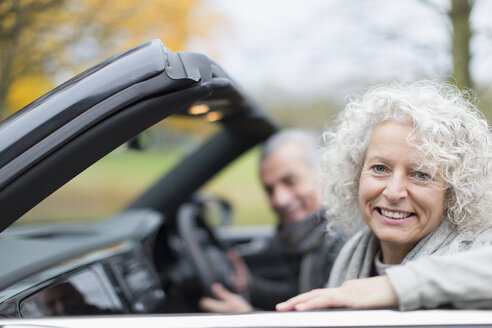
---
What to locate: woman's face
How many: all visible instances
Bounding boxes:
[358,120,446,263]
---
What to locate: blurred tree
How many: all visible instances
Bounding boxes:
[407,0,475,89]
[449,0,472,89]
[0,0,63,118]
[0,0,220,119]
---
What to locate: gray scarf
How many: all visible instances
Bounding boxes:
[328,218,486,287]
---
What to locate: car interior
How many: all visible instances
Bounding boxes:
[0,40,286,318]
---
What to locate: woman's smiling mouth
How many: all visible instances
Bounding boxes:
[376,207,415,224]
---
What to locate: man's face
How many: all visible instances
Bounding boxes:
[260,141,321,226]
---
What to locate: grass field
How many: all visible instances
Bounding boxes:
[20,146,275,226]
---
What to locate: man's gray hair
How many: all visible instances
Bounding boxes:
[260,129,321,172]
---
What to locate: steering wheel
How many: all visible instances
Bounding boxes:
[176,201,236,296]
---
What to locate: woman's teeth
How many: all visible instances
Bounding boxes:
[380,209,411,219]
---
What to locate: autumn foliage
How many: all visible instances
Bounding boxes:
[0,0,221,118]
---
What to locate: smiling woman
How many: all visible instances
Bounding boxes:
[322,80,492,236]
[325,79,492,283]
[277,80,492,311]
[358,120,448,265]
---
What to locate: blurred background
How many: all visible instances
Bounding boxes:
[2,0,492,225]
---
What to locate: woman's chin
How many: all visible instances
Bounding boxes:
[373,227,415,248]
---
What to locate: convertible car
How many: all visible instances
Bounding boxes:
[0,40,490,327]
[0,39,279,317]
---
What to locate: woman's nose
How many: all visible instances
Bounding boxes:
[382,174,408,202]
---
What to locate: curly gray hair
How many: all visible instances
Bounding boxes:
[322,80,492,232]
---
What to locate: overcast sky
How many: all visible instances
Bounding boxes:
[189,0,492,105]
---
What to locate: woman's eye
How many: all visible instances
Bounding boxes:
[415,171,431,180]
[371,165,387,174]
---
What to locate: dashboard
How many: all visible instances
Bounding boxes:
[0,210,167,318]
[18,246,165,317]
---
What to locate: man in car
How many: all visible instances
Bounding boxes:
[199,129,346,312]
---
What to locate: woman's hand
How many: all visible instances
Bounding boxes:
[199,283,253,313]
[276,276,398,311]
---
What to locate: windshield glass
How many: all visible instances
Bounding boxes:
[16,116,220,224]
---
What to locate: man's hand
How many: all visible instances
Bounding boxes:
[199,283,253,313]
[276,276,398,311]
[228,249,251,293]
